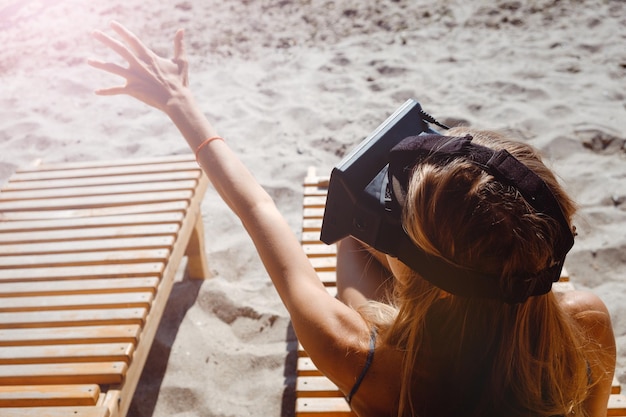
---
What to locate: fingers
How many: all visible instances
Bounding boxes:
[94,86,127,96]
[90,21,189,102]
[109,21,152,59]
[87,59,128,78]
[92,29,138,66]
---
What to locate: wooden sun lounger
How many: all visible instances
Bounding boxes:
[0,155,210,417]
[297,168,625,417]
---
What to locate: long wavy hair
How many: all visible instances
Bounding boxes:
[358,128,601,417]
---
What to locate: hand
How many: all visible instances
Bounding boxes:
[88,21,190,113]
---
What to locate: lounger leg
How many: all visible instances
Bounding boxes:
[185,213,212,279]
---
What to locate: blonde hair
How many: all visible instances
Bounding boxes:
[360,129,598,417]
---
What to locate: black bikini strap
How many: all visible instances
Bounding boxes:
[346,328,377,404]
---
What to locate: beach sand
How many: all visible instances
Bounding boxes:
[0,0,624,415]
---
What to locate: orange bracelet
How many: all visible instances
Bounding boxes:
[194,136,224,161]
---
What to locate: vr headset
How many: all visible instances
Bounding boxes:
[320,99,574,303]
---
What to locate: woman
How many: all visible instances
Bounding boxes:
[89,22,616,417]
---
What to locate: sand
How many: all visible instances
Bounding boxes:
[0,0,624,415]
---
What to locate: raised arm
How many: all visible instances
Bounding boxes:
[88,22,371,392]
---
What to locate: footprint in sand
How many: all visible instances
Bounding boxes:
[160,386,202,414]
[576,128,626,154]
[200,288,281,340]
[485,80,549,100]
[310,136,351,158]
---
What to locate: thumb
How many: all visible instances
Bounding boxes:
[174,29,189,86]
[174,29,185,60]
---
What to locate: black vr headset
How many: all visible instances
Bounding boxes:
[320,99,574,304]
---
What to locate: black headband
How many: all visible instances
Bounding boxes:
[386,134,574,303]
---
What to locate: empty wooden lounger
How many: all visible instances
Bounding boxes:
[0,155,210,417]
[296,168,626,417]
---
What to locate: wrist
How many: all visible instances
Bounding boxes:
[164,90,219,149]
[163,87,196,116]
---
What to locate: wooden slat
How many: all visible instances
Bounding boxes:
[303,196,327,208]
[303,185,330,197]
[0,343,134,365]
[0,236,175,256]
[297,376,342,398]
[0,293,152,312]
[0,308,148,328]
[10,161,200,182]
[298,357,322,377]
[19,154,195,172]
[609,394,626,416]
[303,243,336,257]
[0,201,188,221]
[302,218,323,231]
[308,257,337,272]
[0,277,160,297]
[0,180,198,201]
[296,397,352,416]
[614,377,622,394]
[303,171,329,187]
[0,384,100,407]
[552,281,576,292]
[0,263,163,282]
[0,249,171,269]
[303,207,325,219]
[0,406,110,417]
[301,232,324,244]
[0,325,141,346]
[0,212,184,233]
[0,224,179,244]
[0,362,127,385]
[2,171,200,192]
[0,190,193,212]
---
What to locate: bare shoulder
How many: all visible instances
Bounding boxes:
[556,289,615,350]
[556,289,610,319]
[556,291,616,417]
